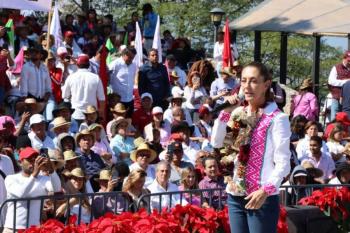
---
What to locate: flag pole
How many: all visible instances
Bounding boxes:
[46,0,54,53]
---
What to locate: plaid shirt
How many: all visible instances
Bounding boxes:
[198,176,227,209]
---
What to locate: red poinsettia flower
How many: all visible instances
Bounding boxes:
[238,144,250,164]
[23,204,289,233]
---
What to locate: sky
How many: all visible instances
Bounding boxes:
[325,36,348,51]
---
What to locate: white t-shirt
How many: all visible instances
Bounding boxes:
[0,154,15,204]
[0,155,15,226]
[62,68,105,120]
[4,173,56,229]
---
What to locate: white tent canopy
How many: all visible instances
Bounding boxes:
[0,0,52,12]
[230,0,350,36]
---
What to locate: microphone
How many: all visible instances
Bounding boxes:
[211,92,245,114]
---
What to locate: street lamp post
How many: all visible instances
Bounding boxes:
[210,7,225,48]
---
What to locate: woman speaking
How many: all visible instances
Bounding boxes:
[225,62,291,233]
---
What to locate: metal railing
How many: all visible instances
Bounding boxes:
[279,184,350,205]
[137,187,227,213]
[1,184,350,231]
[0,191,131,232]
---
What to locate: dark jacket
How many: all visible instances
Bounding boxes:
[138,62,171,106]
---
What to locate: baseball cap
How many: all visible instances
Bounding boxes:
[141,92,153,101]
[77,54,90,66]
[19,147,39,160]
[64,30,75,38]
[57,46,68,56]
[152,106,163,115]
[29,114,46,127]
[170,133,183,141]
[198,105,210,117]
[336,112,350,126]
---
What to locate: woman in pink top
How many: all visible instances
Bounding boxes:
[290,78,319,121]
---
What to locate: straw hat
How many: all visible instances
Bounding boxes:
[51,117,71,131]
[301,160,323,178]
[48,149,65,169]
[83,105,97,114]
[52,102,74,118]
[69,167,87,179]
[110,117,129,136]
[88,123,103,132]
[63,150,80,161]
[167,92,186,102]
[134,137,146,148]
[170,70,180,80]
[300,78,313,90]
[76,129,95,143]
[110,103,127,114]
[343,143,350,157]
[130,143,157,163]
[220,67,236,77]
[94,169,112,181]
[16,98,45,113]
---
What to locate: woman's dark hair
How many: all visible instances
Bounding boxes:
[243,62,274,106]
[291,115,308,134]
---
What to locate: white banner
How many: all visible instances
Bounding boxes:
[0,0,52,12]
[134,22,143,68]
[50,6,63,49]
[152,15,162,63]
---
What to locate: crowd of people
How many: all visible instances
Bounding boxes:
[1,2,350,233]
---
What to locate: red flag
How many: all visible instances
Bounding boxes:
[99,46,108,123]
[222,18,233,68]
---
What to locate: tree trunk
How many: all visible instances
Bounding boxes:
[82,0,89,11]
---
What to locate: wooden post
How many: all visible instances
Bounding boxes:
[46,0,54,53]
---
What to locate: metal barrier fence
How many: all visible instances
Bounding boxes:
[279,184,350,206]
[136,187,226,213]
[0,191,131,232]
[1,184,350,232]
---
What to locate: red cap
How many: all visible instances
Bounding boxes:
[336,112,350,126]
[77,54,90,66]
[19,147,39,161]
[170,133,183,141]
[64,31,75,38]
[198,105,210,117]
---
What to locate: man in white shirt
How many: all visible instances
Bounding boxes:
[62,31,82,58]
[171,122,200,165]
[166,55,187,89]
[3,147,60,232]
[213,31,239,78]
[56,47,78,80]
[108,48,137,117]
[163,93,192,125]
[28,114,55,151]
[328,51,350,121]
[147,161,186,211]
[0,149,15,227]
[303,136,335,182]
[19,47,52,102]
[62,54,106,123]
